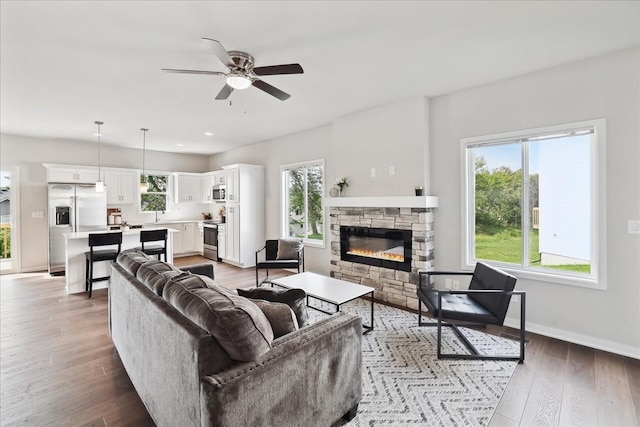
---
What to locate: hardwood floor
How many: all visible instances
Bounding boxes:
[1,258,638,426]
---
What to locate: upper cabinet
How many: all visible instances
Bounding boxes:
[45,164,99,184]
[175,173,203,203]
[104,170,137,204]
[225,168,240,203]
[202,173,215,202]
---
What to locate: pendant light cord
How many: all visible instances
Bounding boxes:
[141,128,148,181]
[95,121,103,177]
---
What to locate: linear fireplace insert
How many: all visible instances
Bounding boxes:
[340,226,412,272]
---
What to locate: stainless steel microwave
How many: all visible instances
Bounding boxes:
[212,185,226,201]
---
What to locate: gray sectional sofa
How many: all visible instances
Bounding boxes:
[108,250,362,427]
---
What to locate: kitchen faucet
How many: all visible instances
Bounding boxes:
[155,210,164,222]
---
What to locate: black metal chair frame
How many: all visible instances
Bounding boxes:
[85,232,122,299]
[418,268,526,363]
[138,229,168,261]
[255,240,304,286]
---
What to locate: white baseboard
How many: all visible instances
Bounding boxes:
[19,265,49,273]
[504,318,640,360]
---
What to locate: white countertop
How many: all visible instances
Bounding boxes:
[63,226,178,240]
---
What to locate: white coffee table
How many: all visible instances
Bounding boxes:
[269,272,375,334]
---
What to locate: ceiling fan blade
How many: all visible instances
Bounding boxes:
[202,38,233,68]
[252,79,291,101]
[161,68,225,76]
[215,84,234,100]
[253,63,304,76]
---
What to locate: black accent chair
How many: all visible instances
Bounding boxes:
[136,229,168,261]
[85,232,122,298]
[417,262,526,363]
[255,239,304,286]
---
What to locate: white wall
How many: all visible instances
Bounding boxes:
[210,48,640,358]
[0,133,211,271]
[209,98,431,274]
[430,48,640,357]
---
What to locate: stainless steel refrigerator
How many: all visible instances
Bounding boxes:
[48,183,107,274]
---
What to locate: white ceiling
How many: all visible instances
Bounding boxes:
[1,1,638,155]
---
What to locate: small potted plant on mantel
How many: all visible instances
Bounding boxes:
[334,175,349,197]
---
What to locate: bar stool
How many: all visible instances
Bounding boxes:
[85,232,122,298]
[136,229,168,262]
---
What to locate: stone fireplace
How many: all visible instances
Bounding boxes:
[327,197,437,311]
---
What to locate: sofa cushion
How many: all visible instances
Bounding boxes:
[237,287,309,327]
[116,249,153,276]
[251,299,299,339]
[164,274,274,361]
[136,260,183,295]
[276,237,302,260]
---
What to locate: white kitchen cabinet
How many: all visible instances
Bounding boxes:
[225,204,240,263]
[195,223,204,254]
[217,224,227,260]
[181,222,196,253]
[46,165,99,183]
[154,222,202,256]
[104,170,137,204]
[175,173,203,203]
[220,164,264,268]
[202,173,215,202]
[225,168,239,202]
[213,172,226,186]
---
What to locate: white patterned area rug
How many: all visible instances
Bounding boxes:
[307,299,520,426]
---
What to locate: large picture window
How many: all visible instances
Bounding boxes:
[462,119,605,288]
[140,174,169,212]
[281,160,324,247]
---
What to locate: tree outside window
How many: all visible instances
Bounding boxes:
[282,161,324,245]
[464,120,601,284]
[141,174,168,212]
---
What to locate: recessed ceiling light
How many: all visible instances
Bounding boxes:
[177,144,184,147]
[204,132,213,136]
[93,133,102,137]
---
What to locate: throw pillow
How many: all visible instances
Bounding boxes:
[251,299,299,339]
[276,237,302,260]
[164,274,274,361]
[237,287,309,327]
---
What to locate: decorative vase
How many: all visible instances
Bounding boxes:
[329,187,339,197]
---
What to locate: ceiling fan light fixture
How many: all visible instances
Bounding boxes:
[226,73,252,90]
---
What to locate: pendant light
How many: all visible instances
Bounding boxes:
[95,121,104,192]
[140,128,149,193]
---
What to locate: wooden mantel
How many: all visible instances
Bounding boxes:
[324,196,438,208]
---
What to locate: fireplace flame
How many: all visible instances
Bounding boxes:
[347,248,405,262]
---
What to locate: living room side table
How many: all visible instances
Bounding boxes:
[270,272,375,334]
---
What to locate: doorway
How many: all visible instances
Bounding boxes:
[0,167,20,274]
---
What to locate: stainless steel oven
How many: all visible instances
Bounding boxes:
[203,221,219,261]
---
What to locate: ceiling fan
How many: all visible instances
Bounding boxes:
[162,38,303,101]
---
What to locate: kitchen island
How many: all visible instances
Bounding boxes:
[63,227,178,295]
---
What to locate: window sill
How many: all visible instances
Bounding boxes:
[464,261,605,290]
[302,240,325,250]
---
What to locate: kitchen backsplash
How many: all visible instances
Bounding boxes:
[109,201,217,225]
